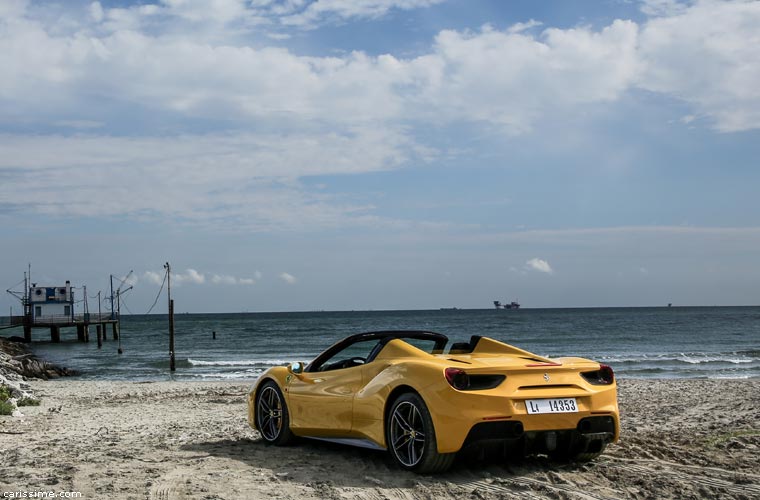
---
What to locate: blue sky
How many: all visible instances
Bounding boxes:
[1,0,759,313]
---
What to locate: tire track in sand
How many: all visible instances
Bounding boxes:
[597,458,760,496]
[453,476,620,500]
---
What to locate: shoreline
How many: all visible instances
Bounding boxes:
[1,378,758,499]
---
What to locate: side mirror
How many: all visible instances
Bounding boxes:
[289,361,304,375]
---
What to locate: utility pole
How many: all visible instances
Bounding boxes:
[115,282,132,355]
[165,262,175,372]
[117,287,123,354]
[97,291,103,349]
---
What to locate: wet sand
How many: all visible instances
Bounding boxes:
[1,378,758,499]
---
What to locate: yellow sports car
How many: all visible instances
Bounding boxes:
[247,331,619,473]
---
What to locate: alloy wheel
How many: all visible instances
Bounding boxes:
[257,385,283,441]
[390,401,426,467]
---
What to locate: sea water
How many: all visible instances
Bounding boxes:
[20,307,760,381]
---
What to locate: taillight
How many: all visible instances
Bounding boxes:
[582,364,615,385]
[445,367,470,390]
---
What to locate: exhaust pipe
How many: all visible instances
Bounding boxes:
[511,421,524,438]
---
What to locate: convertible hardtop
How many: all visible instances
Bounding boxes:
[304,330,589,374]
[304,330,555,373]
[305,330,449,372]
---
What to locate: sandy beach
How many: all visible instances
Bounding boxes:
[0,378,757,499]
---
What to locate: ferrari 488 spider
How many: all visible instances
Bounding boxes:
[247,331,619,473]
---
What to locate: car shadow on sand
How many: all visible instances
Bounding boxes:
[180,436,593,491]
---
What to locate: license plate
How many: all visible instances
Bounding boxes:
[526,398,578,414]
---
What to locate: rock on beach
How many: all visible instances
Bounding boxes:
[0,337,74,414]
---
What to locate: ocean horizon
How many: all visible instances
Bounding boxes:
[4,306,756,382]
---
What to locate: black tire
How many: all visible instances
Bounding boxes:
[386,392,455,474]
[255,380,295,445]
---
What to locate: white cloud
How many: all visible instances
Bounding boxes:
[526,258,554,274]
[637,0,760,132]
[639,0,689,17]
[122,272,138,287]
[279,272,297,284]
[2,2,757,134]
[143,271,165,285]
[507,19,543,34]
[0,129,420,229]
[173,268,206,285]
[211,274,257,285]
[0,9,639,132]
[421,20,639,133]
[89,2,104,23]
[281,0,446,27]
[1,1,759,230]
[211,274,237,285]
[0,0,28,19]
[144,269,255,286]
[159,0,249,24]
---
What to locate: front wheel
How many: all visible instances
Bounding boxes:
[255,380,295,445]
[386,393,455,473]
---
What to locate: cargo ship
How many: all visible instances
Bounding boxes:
[493,300,520,309]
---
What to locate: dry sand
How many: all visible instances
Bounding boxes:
[1,378,758,500]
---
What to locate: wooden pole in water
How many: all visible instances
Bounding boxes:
[23,271,31,343]
[97,324,102,349]
[165,262,175,372]
[98,291,106,342]
[169,299,175,372]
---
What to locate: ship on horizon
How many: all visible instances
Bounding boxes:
[493,300,520,310]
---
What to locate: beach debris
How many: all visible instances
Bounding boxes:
[1,374,36,417]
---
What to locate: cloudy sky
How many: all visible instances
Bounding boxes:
[2,0,759,313]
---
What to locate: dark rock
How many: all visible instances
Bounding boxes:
[1,337,75,380]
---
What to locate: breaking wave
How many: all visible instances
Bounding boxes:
[186,358,288,367]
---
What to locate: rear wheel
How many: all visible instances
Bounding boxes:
[386,393,455,473]
[256,380,294,445]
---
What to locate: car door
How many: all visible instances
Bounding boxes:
[286,339,380,436]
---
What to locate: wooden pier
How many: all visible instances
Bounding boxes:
[4,313,120,343]
[3,271,130,344]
